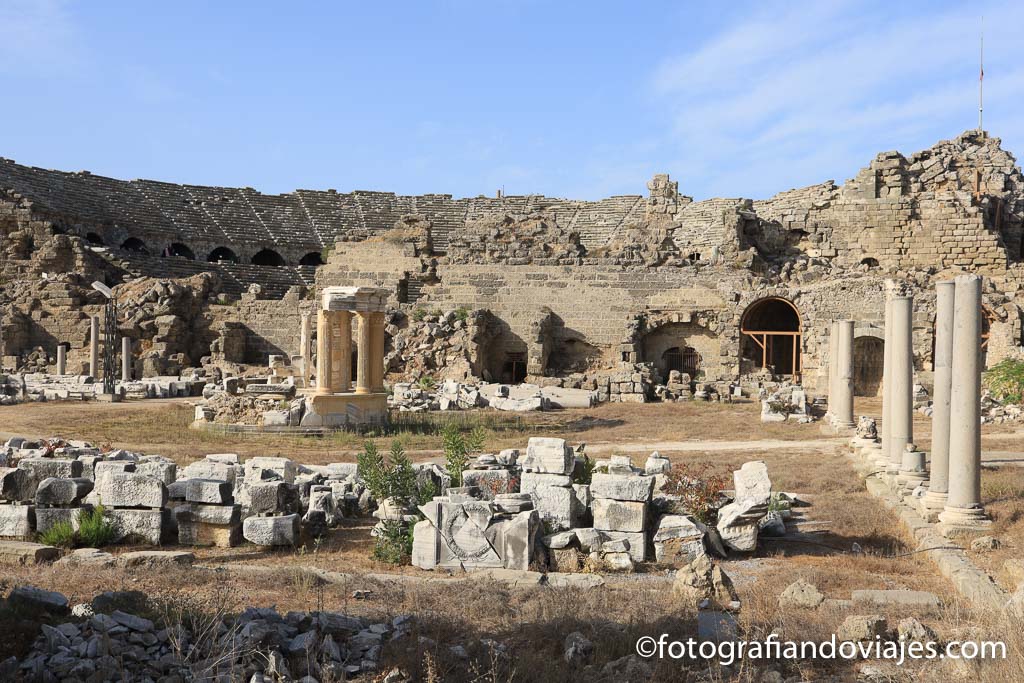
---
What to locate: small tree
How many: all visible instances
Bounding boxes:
[442,424,469,487]
[356,441,387,501]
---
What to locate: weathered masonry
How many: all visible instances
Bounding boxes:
[3,129,1024,396]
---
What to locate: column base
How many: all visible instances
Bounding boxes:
[937,505,992,538]
[302,391,388,427]
[918,491,948,522]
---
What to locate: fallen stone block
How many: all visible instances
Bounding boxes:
[520,472,572,496]
[55,548,115,568]
[174,504,242,547]
[135,459,177,485]
[0,540,59,566]
[0,504,34,539]
[653,514,706,564]
[245,457,296,483]
[590,473,655,502]
[602,530,647,562]
[106,508,166,545]
[531,484,578,531]
[778,579,825,609]
[248,481,299,515]
[0,468,36,503]
[8,586,69,615]
[17,458,83,482]
[116,550,195,569]
[520,438,574,475]
[592,499,646,533]
[95,473,167,509]
[35,507,82,534]
[181,459,236,483]
[185,479,233,505]
[243,514,300,546]
[35,478,93,506]
[461,469,514,498]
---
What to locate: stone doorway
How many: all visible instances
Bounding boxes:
[740,297,802,379]
[853,336,884,396]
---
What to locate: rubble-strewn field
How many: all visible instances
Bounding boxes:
[0,397,1021,682]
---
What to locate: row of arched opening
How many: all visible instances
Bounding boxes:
[87,233,324,267]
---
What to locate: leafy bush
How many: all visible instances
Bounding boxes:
[984,359,1024,404]
[417,375,437,391]
[77,505,117,548]
[39,520,76,548]
[454,307,470,322]
[357,440,434,508]
[662,464,728,524]
[574,453,597,485]
[373,519,414,565]
[356,441,388,501]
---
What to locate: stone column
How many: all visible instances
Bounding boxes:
[355,311,372,395]
[299,313,312,381]
[89,315,100,378]
[315,309,333,395]
[877,291,894,469]
[834,320,855,428]
[370,312,386,392]
[888,294,914,474]
[330,311,344,391]
[939,275,990,531]
[121,337,131,382]
[337,311,352,393]
[922,281,955,516]
[827,321,839,422]
[56,345,66,375]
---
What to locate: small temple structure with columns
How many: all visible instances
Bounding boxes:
[301,286,390,427]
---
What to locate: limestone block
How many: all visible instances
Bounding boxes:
[574,527,608,552]
[519,472,572,496]
[18,458,83,482]
[602,530,647,562]
[0,505,34,538]
[0,468,36,503]
[93,461,135,482]
[262,410,290,427]
[35,507,83,534]
[117,551,195,569]
[590,473,655,502]
[652,514,707,564]
[181,460,236,483]
[520,437,574,475]
[245,457,296,483]
[248,481,299,515]
[243,514,300,546]
[531,484,578,531]
[135,459,177,485]
[462,469,513,498]
[644,453,672,475]
[733,461,771,506]
[8,586,68,615]
[95,474,167,509]
[412,519,438,570]
[185,479,233,505]
[106,508,167,545]
[592,499,646,533]
[35,478,93,506]
[0,540,60,566]
[500,510,539,571]
[174,504,241,547]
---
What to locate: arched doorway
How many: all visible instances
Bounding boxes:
[164,243,195,260]
[252,248,286,267]
[662,346,701,377]
[121,237,149,254]
[299,251,325,266]
[740,297,802,379]
[853,336,884,396]
[207,246,239,263]
[640,321,718,382]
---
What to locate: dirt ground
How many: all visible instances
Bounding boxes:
[1,396,1022,681]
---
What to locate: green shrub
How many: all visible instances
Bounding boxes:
[442,424,469,487]
[574,453,596,485]
[984,359,1024,404]
[453,306,470,322]
[372,519,414,565]
[39,521,76,548]
[358,440,435,508]
[417,375,437,391]
[77,505,117,548]
[411,308,427,322]
[356,441,388,501]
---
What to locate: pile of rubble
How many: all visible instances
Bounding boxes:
[388,380,597,413]
[5,586,406,681]
[759,384,814,423]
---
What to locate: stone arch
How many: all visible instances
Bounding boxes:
[480,326,529,384]
[85,231,105,246]
[640,321,719,382]
[740,297,801,378]
[853,334,884,396]
[164,243,195,260]
[299,251,325,266]
[251,248,286,267]
[120,237,149,254]
[207,246,239,263]
[548,335,602,375]
[860,257,879,268]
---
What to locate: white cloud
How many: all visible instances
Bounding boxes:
[648,0,1024,199]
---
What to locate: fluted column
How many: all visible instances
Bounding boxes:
[355,311,372,394]
[56,345,66,375]
[370,312,386,392]
[89,315,100,378]
[888,294,914,474]
[922,281,955,516]
[337,311,352,393]
[315,309,332,395]
[939,275,990,530]
[121,337,131,382]
[834,320,855,428]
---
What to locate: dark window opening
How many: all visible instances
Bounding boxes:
[207,246,238,263]
[121,238,148,254]
[502,352,528,384]
[861,257,879,268]
[164,243,195,260]
[299,252,324,266]
[252,249,286,267]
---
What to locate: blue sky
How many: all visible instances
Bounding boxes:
[2,1,1022,200]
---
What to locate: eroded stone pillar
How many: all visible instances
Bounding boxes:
[922,281,955,517]
[89,315,100,378]
[355,311,372,395]
[56,345,66,375]
[337,311,352,393]
[121,337,131,382]
[939,275,990,531]
[315,309,333,395]
[887,295,914,474]
[877,291,894,469]
[299,312,312,381]
[834,320,855,428]
[370,312,386,392]
[827,321,838,422]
